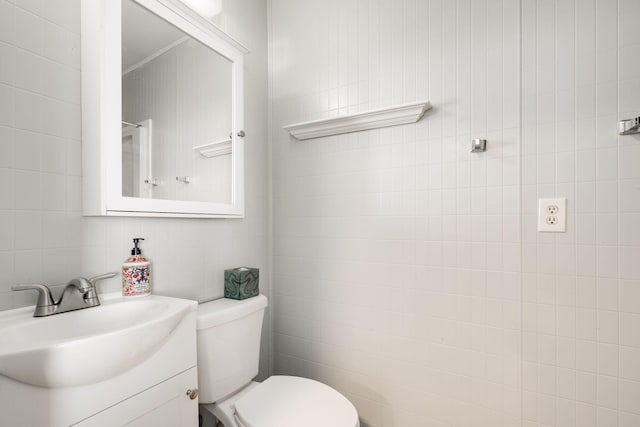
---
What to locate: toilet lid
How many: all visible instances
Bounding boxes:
[234,376,359,427]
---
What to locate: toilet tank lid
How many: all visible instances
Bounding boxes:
[197,294,268,330]
[234,376,359,427]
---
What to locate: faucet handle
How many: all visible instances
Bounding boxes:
[12,284,56,310]
[89,272,118,286]
[84,272,118,302]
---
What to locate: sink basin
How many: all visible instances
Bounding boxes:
[0,293,196,388]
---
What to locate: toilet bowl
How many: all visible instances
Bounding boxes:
[196,295,359,427]
[202,376,359,427]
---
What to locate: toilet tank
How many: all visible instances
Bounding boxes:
[196,295,268,403]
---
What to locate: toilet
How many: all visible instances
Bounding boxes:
[196,294,360,427]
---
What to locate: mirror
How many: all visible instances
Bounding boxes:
[122,0,232,204]
[81,0,247,217]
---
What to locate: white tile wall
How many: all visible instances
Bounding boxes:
[521,0,640,425]
[271,0,640,426]
[0,0,272,378]
[270,0,521,425]
[0,0,82,310]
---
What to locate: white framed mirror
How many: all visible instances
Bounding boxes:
[82,0,248,217]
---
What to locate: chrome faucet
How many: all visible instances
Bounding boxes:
[12,272,117,317]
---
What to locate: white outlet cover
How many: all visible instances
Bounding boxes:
[538,198,567,232]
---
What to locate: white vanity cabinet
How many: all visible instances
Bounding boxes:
[75,368,198,427]
[0,296,199,427]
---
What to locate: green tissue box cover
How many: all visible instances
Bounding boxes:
[224,267,259,300]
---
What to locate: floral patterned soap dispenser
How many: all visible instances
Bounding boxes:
[122,238,151,297]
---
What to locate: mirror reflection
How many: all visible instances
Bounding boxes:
[121,0,233,204]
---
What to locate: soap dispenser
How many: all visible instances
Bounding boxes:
[122,238,151,297]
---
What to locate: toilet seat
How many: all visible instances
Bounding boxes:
[233,376,359,427]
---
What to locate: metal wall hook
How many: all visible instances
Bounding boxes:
[176,176,191,184]
[619,117,640,135]
[471,139,487,153]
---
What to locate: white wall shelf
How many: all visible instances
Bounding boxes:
[282,100,431,141]
[192,139,232,158]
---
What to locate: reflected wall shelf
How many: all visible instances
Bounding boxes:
[283,100,432,141]
[192,139,232,158]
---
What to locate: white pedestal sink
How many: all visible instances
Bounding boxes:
[0,293,199,426]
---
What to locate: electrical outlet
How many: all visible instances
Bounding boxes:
[538,198,567,232]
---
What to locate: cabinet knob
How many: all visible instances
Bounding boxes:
[186,388,199,400]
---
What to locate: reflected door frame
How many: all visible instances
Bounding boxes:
[122,119,153,199]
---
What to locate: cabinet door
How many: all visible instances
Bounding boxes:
[74,368,198,427]
[82,0,246,218]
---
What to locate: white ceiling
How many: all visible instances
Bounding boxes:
[121,0,186,72]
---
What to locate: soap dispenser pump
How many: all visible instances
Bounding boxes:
[121,238,151,297]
